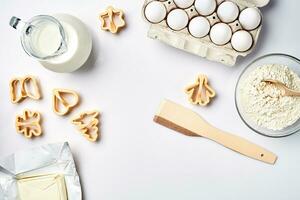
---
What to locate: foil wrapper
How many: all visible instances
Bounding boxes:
[0,142,82,200]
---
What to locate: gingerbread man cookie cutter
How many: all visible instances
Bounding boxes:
[15,109,42,138]
[185,74,216,106]
[71,110,100,142]
[52,89,80,116]
[9,75,41,104]
[99,6,126,34]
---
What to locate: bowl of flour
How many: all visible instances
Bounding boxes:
[235,53,300,137]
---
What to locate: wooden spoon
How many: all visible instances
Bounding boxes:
[263,79,300,97]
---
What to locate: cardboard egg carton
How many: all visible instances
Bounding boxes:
[142,0,270,66]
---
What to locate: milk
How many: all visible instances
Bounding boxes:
[39,14,92,73]
[31,22,63,58]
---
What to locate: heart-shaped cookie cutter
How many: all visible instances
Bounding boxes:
[52,89,80,116]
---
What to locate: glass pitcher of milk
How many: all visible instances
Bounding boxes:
[10,14,92,73]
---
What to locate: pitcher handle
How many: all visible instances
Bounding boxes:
[9,16,26,31]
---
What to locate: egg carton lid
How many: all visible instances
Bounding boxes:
[233,0,270,7]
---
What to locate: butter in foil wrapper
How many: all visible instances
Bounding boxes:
[0,142,82,200]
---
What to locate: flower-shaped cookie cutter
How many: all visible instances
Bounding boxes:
[99,6,126,34]
[71,110,100,142]
[9,75,41,104]
[53,89,80,116]
[15,109,42,138]
[185,74,216,106]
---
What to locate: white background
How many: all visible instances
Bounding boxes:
[1,0,300,199]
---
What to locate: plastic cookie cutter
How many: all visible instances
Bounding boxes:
[15,109,42,138]
[99,6,126,34]
[52,89,80,116]
[71,110,100,142]
[9,75,41,103]
[185,74,216,106]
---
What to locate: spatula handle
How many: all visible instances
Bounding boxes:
[204,126,277,164]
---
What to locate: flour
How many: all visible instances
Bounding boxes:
[239,64,300,131]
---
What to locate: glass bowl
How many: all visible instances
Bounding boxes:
[235,53,300,137]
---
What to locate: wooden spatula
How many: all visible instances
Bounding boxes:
[153,99,277,164]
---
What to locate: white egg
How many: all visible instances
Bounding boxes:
[144,1,167,23]
[194,0,216,16]
[188,16,210,38]
[217,1,239,23]
[239,7,261,30]
[167,9,189,31]
[210,23,232,45]
[231,30,253,52]
[174,0,195,8]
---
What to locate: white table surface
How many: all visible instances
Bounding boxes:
[1,0,300,199]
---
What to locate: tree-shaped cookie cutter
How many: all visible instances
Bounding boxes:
[185,74,216,106]
[52,89,80,116]
[99,6,126,34]
[15,109,42,138]
[71,110,100,142]
[9,75,41,103]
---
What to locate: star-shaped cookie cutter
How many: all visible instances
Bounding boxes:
[99,6,126,34]
[185,74,216,106]
[15,109,42,138]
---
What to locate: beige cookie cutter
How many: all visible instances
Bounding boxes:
[71,110,100,142]
[15,109,42,138]
[9,75,41,104]
[185,74,216,106]
[99,6,126,34]
[53,89,80,116]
